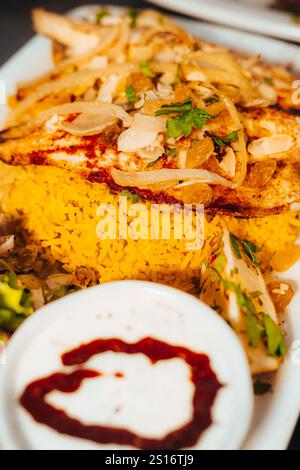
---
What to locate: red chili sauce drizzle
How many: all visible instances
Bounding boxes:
[20,337,221,450]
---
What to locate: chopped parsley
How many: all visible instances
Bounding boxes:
[125,85,137,104]
[254,379,272,396]
[166,147,177,158]
[155,99,193,116]
[155,100,214,139]
[264,77,274,85]
[128,7,138,27]
[95,6,109,23]
[212,131,238,148]
[120,189,140,204]
[146,156,162,168]
[204,96,220,104]
[140,61,155,78]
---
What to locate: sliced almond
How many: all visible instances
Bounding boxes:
[248,135,294,157]
[219,147,236,177]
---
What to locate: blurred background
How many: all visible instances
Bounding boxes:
[0,0,299,450]
[0,1,157,65]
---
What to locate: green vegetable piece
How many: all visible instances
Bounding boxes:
[155,99,193,116]
[230,234,242,259]
[95,6,109,23]
[212,131,238,148]
[125,85,137,104]
[264,314,286,357]
[128,7,138,27]
[0,282,27,314]
[241,239,261,268]
[140,61,155,78]
[120,189,140,204]
[146,156,162,168]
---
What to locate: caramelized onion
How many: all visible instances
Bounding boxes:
[40,101,132,136]
[111,168,235,188]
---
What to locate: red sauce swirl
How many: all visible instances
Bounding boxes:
[20,337,221,449]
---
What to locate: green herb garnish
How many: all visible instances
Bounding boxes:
[241,239,261,268]
[230,234,261,268]
[95,6,109,23]
[166,147,177,158]
[264,77,274,85]
[155,99,193,116]
[166,107,213,139]
[214,255,227,274]
[128,7,138,27]
[251,290,262,298]
[48,285,77,303]
[140,61,155,78]
[204,97,220,104]
[125,85,137,104]
[120,189,140,204]
[156,99,214,138]
[254,379,272,396]
[264,314,286,357]
[146,156,162,168]
[212,131,238,148]
[230,234,242,259]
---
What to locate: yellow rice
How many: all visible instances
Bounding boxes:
[0,161,299,294]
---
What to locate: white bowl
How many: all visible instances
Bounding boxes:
[0,281,253,450]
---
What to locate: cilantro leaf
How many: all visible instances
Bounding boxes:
[120,189,140,204]
[212,131,238,148]
[166,108,213,139]
[156,100,213,139]
[128,7,138,26]
[125,85,137,104]
[155,99,193,116]
[263,314,286,357]
[95,6,109,23]
[241,239,261,268]
[230,234,242,259]
[140,61,155,78]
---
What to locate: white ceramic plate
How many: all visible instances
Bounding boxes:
[149,0,300,43]
[0,5,299,450]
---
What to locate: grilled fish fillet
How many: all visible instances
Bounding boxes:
[0,108,299,217]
